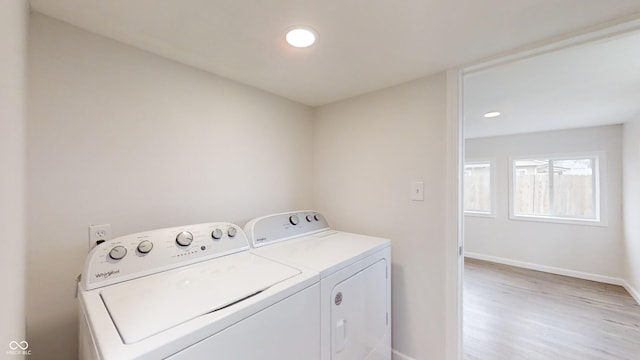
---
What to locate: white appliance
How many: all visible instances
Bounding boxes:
[78,221,320,360]
[244,211,391,360]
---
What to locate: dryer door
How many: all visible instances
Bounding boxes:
[331,259,388,359]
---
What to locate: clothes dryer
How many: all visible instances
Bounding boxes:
[245,211,391,360]
[78,221,320,360]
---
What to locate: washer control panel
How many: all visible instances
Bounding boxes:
[244,210,330,248]
[82,222,249,290]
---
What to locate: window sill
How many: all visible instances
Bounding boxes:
[509,214,606,227]
[464,211,495,218]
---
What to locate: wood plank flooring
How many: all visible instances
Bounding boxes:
[464,258,640,360]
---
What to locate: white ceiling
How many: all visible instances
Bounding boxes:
[464,30,640,139]
[28,0,640,107]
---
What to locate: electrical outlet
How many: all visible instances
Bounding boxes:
[88,224,112,251]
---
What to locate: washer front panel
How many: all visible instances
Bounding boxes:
[83,222,249,290]
[100,252,300,344]
[166,284,321,360]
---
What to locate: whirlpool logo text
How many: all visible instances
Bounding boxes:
[95,269,120,279]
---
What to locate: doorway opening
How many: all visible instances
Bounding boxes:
[455,18,640,360]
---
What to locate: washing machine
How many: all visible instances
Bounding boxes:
[244,211,391,360]
[78,221,320,360]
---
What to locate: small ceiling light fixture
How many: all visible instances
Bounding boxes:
[483,111,501,118]
[285,27,317,48]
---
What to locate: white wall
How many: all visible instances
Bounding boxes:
[313,74,448,360]
[0,0,28,358]
[27,14,313,360]
[622,119,640,301]
[465,125,624,281]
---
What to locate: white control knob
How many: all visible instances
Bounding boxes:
[289,215,299,226]
[176,231,194,247]
[211,228,223,240]
[227,227,237,238]
[306,215,313,222]
[109,246,127,260]
[137,240,153,254]
[314,214,321,221]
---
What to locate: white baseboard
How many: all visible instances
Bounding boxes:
[464,252,625,286]
[622,280,640,305]
[392,349,416,360]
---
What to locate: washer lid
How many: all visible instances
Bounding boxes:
[100,252,300,344]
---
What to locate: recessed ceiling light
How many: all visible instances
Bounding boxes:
[483,111,501,118]
[285,27,317,48]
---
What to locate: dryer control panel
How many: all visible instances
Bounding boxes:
[82,222,249,290]
[244,210,330,248]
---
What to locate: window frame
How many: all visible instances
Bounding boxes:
[508,152,606,226]
[463,158,496,218]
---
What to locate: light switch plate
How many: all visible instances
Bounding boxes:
[411,181,424,201]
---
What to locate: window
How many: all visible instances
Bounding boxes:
[464,161,493,216]
[510,154,601,223]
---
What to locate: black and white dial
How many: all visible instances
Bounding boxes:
[211,228,223,240]
[109,245,127,260]
[137,240,153,254]
[176,231,194,247]
[227,227,237,238]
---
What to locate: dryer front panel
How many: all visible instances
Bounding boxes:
[330,259,388,359]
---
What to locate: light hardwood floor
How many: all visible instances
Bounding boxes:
[464,258,640,360]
